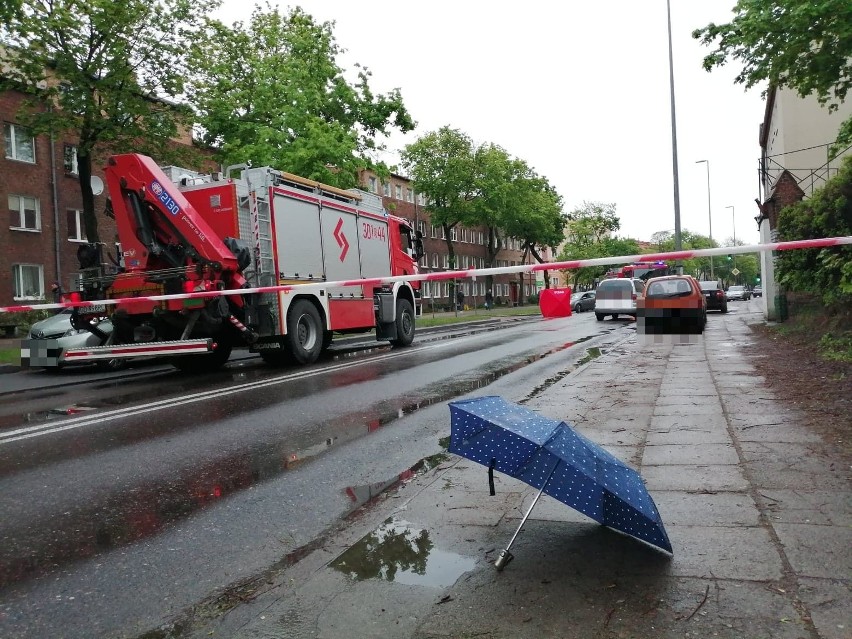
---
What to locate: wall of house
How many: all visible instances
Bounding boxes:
[762,87,852,199]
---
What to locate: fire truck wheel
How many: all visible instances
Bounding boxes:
[286,300,323,364]
[173,340,233,373]
[390,299,415,347]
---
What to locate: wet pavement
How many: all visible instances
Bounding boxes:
[171,303,851,639]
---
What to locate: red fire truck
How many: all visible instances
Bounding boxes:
[24,154,423,371]
[604,261,669,280]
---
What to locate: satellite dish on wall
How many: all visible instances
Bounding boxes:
[90,176,104,196]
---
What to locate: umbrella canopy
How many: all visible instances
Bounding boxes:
[449,395,672,554]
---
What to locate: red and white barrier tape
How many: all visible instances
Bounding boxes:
[2,235,849,314]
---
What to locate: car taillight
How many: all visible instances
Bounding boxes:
[631,294,637,301]
[716,291,723,298]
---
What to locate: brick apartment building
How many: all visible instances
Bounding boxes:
[358,169,531,309]
[1,88,118,308]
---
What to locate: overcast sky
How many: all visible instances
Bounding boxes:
[215,0,765,245]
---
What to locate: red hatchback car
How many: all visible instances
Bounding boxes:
[637,275,707,335]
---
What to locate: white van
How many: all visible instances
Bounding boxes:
[594,278,645,321]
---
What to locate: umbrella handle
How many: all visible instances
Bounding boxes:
[497,459,560,570]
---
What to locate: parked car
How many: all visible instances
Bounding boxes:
[24,309,125,371]
[637,275,706,334]
[698,280,728,313]
[725,285,751,301]
[752,286,763,298]
[570,290,596,313]
[594,278,645,321]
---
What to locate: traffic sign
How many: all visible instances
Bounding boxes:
[731,268,740,276]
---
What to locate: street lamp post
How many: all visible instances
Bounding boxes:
[695,159,714,278]
[666,0,683,273]
[726,205,736,282]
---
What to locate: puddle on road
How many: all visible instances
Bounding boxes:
[343,452,450,514]
[331,517,476,588]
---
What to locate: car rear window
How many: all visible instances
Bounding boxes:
[646,279,693,297]
[699,281,719,291]
[729,286,744,292]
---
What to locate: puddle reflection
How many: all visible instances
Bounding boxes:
[331,518,476,588]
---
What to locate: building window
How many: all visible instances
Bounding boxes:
[3,123,36,163]
[13,263,44,300]
[450,227,457,241]
[432,253,439,268]
[417,193,425,205]
[431,224,438,239]
[67,209,86,241]
[64,145,79,175]
[9,194,40,230]
[383,181,390,196]
[395,184,402,199]
[368,176,378,193]
[417,220,426,235]
[405,188,413,203]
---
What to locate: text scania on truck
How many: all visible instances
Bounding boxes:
[23,154,424,371]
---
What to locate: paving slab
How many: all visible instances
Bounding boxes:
[641,465,750,492]
[643,443,740,466]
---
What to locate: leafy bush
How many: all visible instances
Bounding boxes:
[1,309,52,332]
[776,155,852,307]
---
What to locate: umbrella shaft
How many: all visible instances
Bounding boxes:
[505,460,560,551]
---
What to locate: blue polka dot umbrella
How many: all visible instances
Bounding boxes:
[449,396,672,568]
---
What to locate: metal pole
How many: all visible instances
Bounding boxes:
[726,205,736,282]
[696,160,714,278]
[666,0,683,274]
[494,459,560,571]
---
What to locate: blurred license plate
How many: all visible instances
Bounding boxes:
[81,304,107,314]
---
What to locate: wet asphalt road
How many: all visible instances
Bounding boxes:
[0,311,634,638]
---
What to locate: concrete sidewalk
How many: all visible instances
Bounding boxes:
[179,309,850,639]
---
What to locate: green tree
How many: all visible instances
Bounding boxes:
[557,202,635,288]
[189,4,414,188]
[497,168,565,293]
[693,0,852,150]
[1,0,216,243]
[402,127,477,301]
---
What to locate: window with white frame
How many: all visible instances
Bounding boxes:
[368,176,378,193]
[64,145,79,175]
[443,254,449,268]
[3,123,35,163]
[417,220,426,235]
[382,181,390,196]
[9,194,40,230]
[405,188,413,203]
[450,227,457,241]
[431,224,438,238]
[67,209,86,241]
[13,263,44,300]
[432,253,439,268]
[417,193,425,205]
[395,184,402,199]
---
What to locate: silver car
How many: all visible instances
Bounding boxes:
[23,310,124,370]
[594,278,645,321]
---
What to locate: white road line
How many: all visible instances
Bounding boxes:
[0,340,458,445]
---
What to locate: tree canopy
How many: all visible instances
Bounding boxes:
[557,202,639,288]
[402,127,564,295]
[188,4,415,188]
[1,0,216,242]
[693,0,852,150]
